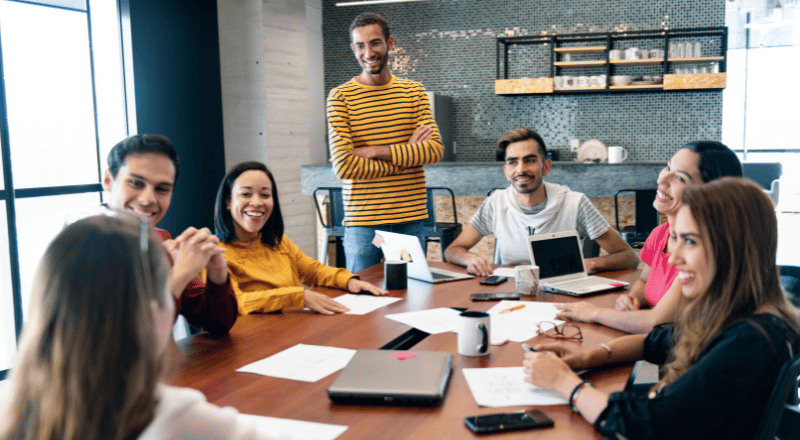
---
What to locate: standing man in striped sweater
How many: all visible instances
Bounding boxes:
[327,12,444,273]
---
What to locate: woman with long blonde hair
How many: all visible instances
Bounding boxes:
[523,177,800,440]
[0,211,272,440]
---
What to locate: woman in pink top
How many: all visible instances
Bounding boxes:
[556,141,742,333]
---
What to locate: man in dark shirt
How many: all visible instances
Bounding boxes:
[102,134,237,336]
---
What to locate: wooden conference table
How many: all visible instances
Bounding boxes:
[164,263,641,440]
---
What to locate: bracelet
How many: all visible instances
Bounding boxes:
[569,381,594,413]
[598,343,612,361]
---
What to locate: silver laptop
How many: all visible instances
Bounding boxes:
[375,230,474,284]
[527,230,629,296]
[327,350,453,405]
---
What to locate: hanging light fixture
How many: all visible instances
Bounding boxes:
[336,0,427,6]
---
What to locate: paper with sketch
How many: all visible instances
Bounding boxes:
[492,267,517,278]
[462,367,568,407]
[237,344,356,382]
[385,307,461,334]
[333,293,402,315]
[237,414,348,440]
[486,300,565,342]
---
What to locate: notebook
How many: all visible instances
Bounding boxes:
[375,230,474,284]
[527,230,629,296]
[327,350,453,405]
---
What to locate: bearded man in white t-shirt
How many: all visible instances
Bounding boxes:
[444,128,640,277]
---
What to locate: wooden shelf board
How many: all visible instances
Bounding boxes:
[611,59,664,66]
[668,56,724,64]
[554,60,607,68]
[554,46,606,54]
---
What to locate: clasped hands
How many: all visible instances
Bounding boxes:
[163,227,228,300]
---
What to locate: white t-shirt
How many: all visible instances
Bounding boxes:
[470,183,610,265]
[138,385,273,440]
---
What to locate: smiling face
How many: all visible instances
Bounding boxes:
[227,169,273,242]
[654,148,703,217]
[503,139,552,198]
[351,24,394,78]
[668,205,714,299]
[103,153,176,227]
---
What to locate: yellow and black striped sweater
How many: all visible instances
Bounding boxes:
[327,76,443,226]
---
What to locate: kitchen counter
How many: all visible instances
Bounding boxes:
[301,161,664,197]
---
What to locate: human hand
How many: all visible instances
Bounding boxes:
[555,301,600,323]
[522,351,581,397]
[304,290,350,315]
[165,227,226,296]
[464,254,493,277]
[408,125,432,144]
[531,341,591,371]
[347,278,388,296]
[614,293,641,311]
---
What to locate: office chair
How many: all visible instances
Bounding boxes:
[313,187,346,268]
[422,187,462,262]
[614,189,659,248]
[753,352,800,440]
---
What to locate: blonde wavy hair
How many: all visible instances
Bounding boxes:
[0,212,170,440]
[656,177,800,391]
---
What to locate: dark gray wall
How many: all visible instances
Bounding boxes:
[323,0,724,162]
[126,0,226,235]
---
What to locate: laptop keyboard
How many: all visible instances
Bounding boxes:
[550,277,605,289]
[431,271,451,280]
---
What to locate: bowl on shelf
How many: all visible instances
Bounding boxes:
[610,75,634,86]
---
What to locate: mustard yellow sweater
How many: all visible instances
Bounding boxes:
[220,235,355,315]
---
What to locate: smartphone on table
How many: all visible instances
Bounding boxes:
[464,410,554,434]
[470,292,520,301]
[479,275,508,286]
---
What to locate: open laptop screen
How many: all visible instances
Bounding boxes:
[529,235,585,279]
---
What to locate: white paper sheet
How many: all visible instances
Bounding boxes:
[385,307,462,334]
[333,293,402,315]
[486,300,565,343]
[462,367,568,407]
[492,267,517,278]
[236,344,356,382]
[236,414,348,440]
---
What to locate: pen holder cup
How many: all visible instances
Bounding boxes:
[384,260,407,290]
[515,265,540,296]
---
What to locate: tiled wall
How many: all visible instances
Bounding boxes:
[323,0,724,162]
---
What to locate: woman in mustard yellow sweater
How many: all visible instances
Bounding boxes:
[213,161,386,315]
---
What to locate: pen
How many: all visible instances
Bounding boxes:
[521,343,539,352]
[499,304,525,314]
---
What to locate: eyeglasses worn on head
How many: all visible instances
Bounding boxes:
[537,321,583,341]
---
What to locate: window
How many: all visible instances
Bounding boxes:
[722,3,800,210]
[0,0,130,376]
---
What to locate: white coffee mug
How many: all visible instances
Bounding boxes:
[608,146,628,164]
[609,49,623,61]
[578,76,589,87]
[553,76,563,88]
[515,265,540,296]
[562,76,573,87]
[458,311,490,356]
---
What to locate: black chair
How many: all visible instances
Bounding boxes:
[614,188,659,248]
[753,352,800,440]
[423,187,462,262]
[743,162,783,191]
[313,187,346,268]
[780,265,800,307]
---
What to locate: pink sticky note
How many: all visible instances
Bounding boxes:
[391,351,418,360]
[610,282,625,287]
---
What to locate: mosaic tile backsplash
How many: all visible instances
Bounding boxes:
[323,0,724,162]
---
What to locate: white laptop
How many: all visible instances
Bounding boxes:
[527,230,629,296]
[375,230,474,284]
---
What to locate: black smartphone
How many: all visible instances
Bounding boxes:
[470,292,520,301]
[479,275,508,286]
[464,410,554,434]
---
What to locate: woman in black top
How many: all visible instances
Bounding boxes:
[523,177,800,440]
